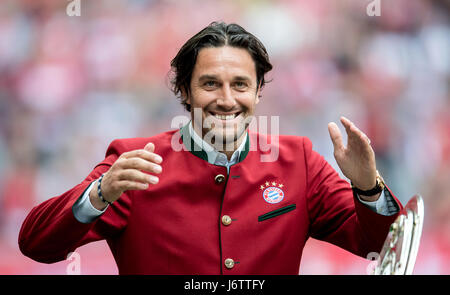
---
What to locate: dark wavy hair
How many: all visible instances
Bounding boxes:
[170,22,273,112]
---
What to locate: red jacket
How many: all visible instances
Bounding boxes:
[18,129,403,274]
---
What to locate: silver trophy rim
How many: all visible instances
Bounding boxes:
[404,195,424,274]
[374,194,425,275]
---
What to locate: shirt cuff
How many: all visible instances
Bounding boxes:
[72,180,108,223]
[357,188,399,216]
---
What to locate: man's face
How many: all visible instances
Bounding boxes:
[185,46,260,149]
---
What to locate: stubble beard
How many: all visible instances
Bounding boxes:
[192,107,250,152]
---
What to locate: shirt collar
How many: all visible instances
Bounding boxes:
[188,121,247,166]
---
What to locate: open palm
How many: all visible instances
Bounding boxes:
[328,116,377,191]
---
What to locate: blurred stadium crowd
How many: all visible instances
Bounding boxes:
[0,0,448,274]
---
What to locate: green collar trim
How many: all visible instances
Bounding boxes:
[180,124,208,162]
[239,134,250,162]
[180,124,250,164]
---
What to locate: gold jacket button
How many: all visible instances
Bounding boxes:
[224,258,235,269]
[222,215,232,226]
[215,174,225,184]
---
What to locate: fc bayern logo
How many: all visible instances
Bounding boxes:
[263,187,285,204]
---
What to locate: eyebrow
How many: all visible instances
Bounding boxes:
[197,74,252,83]
[198,75,219,82]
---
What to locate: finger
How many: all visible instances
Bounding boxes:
[327,122,345,152]
[118,157,162,174]
[360,132,371,145]
[117,169,159,184]
[341,117,372,149]
[117,180,150,191]
[121,149,163,164]
[340,116,352,131]
[340,116,359,136]
[144,142,155,153]
[340,117,365,141]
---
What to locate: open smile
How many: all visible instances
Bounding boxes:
[208,111,242,121]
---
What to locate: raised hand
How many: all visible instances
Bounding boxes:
[89,142,163,210]
[328,117,379,201]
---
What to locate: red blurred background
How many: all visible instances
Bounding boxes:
[0,0,449,274]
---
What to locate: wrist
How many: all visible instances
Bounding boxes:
[359,192,382,202]
[97,174,114,206]
[351,170,385,197]
[351,179,377,191]
[89,180,108,211]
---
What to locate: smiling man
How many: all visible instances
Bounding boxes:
[171,25,272,158]
[187,46,259,155]
[19,22,403,275]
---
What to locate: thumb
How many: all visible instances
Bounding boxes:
[328,122,344,153]
[144,142,155,152]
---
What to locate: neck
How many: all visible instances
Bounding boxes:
[221,134,246,160]
[191,122,246,161]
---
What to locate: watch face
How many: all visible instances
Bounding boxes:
[377,176,385,190]
[376,170,385,190]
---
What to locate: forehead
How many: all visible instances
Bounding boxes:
[192,46,256,80]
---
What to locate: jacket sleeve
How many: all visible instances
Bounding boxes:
[303,137,403,258]
[18,140,131,263]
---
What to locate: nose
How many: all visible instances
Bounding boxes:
[216,85,237,109]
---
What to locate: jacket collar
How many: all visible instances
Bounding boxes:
[180,121,250,164]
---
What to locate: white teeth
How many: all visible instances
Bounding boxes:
[214,114,236,120]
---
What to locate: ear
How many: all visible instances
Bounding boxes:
[181,86,191,105]
[255,82,262,104]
